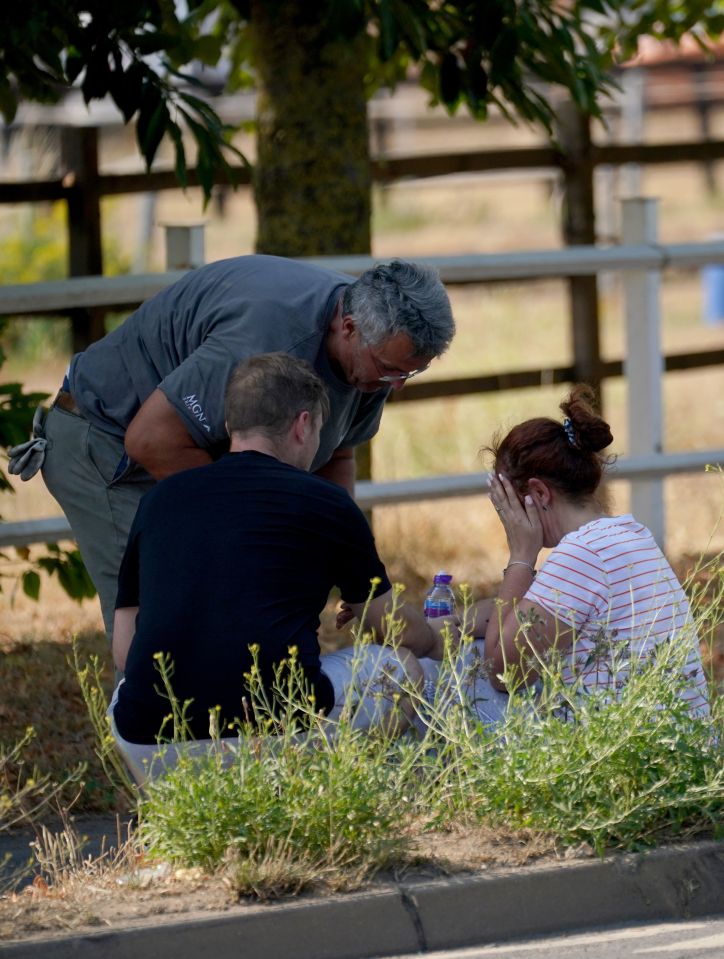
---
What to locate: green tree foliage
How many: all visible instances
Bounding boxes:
[221,1,724,132]
[4,3,722,229]
[0,0,245,203]
[596,1,724,60]
[218,0,724,253]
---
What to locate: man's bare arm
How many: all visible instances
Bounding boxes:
[313,447,355,495]
[125,389,212,481]
[113,606,139,672]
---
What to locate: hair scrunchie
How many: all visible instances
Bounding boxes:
[563,417,577,447]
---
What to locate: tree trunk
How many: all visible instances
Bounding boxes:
[249,1,371,256]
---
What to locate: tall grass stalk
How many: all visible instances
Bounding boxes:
[72,640,138,805]
[1,726,85,834]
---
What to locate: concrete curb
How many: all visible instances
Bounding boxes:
[2,840,723,957]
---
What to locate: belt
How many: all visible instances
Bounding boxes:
[53,389,83,417]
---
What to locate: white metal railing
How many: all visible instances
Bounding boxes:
[4,241,724,317]
[2,449,721,548]
[356,450,724,510]
[1,198,723,551]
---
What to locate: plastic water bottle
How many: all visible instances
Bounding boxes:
[423,571,455,619]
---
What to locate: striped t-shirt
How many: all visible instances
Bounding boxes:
[525,515,709,716]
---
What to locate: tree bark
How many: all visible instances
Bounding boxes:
[249,1,371,256]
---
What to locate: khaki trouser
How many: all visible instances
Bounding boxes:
[40,403,155,639]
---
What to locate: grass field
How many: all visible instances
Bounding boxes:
[1,104,724,813]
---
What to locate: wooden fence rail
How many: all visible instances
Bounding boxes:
[4,139,724,206]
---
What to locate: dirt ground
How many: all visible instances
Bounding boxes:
[0,820,576,944]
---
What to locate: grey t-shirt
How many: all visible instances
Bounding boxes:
[69,255,388,470]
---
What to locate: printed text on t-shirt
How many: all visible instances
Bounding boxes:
[183,393,212,432]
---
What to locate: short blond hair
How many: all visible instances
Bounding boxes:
[225,353,330,438]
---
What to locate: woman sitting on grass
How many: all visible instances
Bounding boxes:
[451,384,710,724]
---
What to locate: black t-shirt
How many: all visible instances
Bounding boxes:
[113,451,391,744]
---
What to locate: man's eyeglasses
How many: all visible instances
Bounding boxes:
[368,350,430,383]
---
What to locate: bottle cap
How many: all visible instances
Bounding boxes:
[433,571,453,584]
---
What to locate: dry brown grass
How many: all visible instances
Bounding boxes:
[0,605,114,814]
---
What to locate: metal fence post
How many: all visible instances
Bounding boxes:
[164,224,206,270]
[621,197,665,547]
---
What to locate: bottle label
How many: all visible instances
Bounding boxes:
[424,600,454,618]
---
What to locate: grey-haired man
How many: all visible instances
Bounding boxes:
[25,254,454,636]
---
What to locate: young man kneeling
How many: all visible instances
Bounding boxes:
[110,353,439,784]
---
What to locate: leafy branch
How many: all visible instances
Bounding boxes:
[0,0,248,203]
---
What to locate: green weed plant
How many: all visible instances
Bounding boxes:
[137,640,415,895]
[428,634,722,855]
[17,560,713,896]
[126,567,724,896]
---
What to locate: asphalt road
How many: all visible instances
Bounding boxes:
[374,916,724,959]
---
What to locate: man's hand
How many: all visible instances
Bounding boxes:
[125,389,213,480]
[341,589,439,659]
[336,600,355,630]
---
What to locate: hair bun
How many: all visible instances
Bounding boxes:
[560,384,613,454]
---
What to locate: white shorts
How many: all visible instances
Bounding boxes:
[108,683,241,786]
[417,640,510,727]
[321,643,414,728]
[109,644,414,786]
